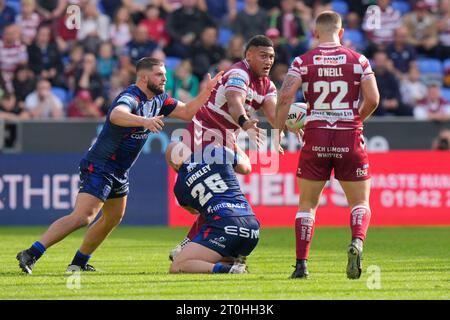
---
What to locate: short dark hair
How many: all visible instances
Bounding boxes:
[136,57,164,72]
[244,35,273,55]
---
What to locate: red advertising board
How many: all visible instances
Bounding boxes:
[168,152,450,226]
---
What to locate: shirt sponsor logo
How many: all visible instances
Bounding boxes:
[130,132,149,139]
[227,77,246,88]
[224,226,259,239]
[356,164,369,178]
[313,54,347,65]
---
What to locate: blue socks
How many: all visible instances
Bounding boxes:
[212,263,232,274]
[70,250,91,267]
[28,241,46,260]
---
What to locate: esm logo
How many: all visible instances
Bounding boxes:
[224,226,259,239]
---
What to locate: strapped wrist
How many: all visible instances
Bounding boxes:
[238,114,249,128]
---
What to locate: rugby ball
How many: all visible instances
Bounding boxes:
[285,102,308,130]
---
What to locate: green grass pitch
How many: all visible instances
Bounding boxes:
[0,226,449,300]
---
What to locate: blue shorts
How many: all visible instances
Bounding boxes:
[192,215,260,258]
[78,159,129,202]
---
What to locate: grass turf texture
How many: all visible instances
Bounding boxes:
[0,226,449,299]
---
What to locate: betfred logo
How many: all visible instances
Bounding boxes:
[313,54,347,65]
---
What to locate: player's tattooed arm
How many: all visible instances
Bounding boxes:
[275,74,302,131]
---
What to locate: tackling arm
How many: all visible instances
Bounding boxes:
[275,74,303,131]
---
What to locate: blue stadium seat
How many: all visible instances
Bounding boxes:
[391,1,411,15]
[218,27,233,46]
[417,58,443,75]
[332,1,349,16]
[51,87,68,106]
[236,0,245,12]
[6,0,21,14]
[343,30,365,50]
[442,88,450,102]
[165,56,181,70]
[444,59,450,72]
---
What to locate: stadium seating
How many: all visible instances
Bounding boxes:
[331,1,349,16]
[6,0,21,14]
[165,57,182,70]
[343,30,366,51]
[51,87,68,107]
[218,27,233,47]
[236,0,245,12]
[442,88,450,102]
[417,58,443,75]
[391,1,412,15]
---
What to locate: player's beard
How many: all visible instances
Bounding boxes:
[147,81,164,95]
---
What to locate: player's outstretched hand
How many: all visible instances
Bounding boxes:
[144,115,165,133]
[205,71,224,92]
[243,119,266,149]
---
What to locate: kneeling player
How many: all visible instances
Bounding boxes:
[166,142,259,274]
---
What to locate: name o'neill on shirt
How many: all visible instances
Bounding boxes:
[318,67,344,77]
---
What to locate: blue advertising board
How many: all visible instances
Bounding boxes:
[0,154,168,225]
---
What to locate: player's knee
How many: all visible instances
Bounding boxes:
[169,262,182,274]
[71,212,96,228]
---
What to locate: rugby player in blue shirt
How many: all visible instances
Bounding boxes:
[165,142,259,274]
[16,58,223,274]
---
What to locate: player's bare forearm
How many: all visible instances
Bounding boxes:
[110,105,146,127]
[182,88,213,120]
[262,97,277,128]
[359,76,380,122]
[225,90,248,123]
[276,75,301,130]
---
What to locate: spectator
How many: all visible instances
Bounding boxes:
[75,53,106,113]
[0,72,7,100]
[190,26,225,79]
[268,0,308,58]
[403,0,439,57]
[166,59,199,101]
[437,0,450,60]
[77,0,110,53]
[414,83,450,122]
[35,0,67,22]
[97,41,118,81]
[0,24,28,90]
[233,0,269,41]
[67,89,103,118]
[259,0,281,14]
[24,78,64,119]
[121,24,157,67]
[27,24,65,88]
[109,6,133,49]
[107,71,126,105]
[165,0,215,58]
[0,92,30,120]
[343,12,366,52]
[265,28,290,66]
[12,65,37,105]
[0,0,16,37]
[270,62,288,89]
[373,51,412,116]
[53,3,78,53]
[64,44,84,91]
[121,0,146,24]
[206,57,233,77]
[139,5,170,48]
[15,0,41,45]
[226,34,245,62]
[385,27,417,79]
[363,0,401,56]
[432,128,450,150]
[400,65,427,107]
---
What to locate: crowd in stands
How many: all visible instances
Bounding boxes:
[0,0,449,123]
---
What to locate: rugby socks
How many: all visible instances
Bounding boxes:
[350,205,372,241]
[295,212,316,260]
[70,250,91,267]
[27,241,46,260]
[212,263,232,274]
[187,215,207,240]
